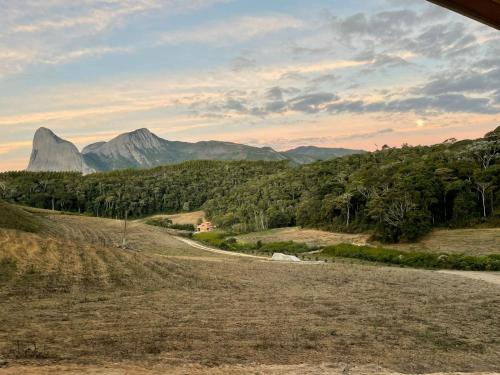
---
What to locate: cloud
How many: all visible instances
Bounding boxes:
[3,1,231,35]
[372,53,412,67]
[189,86,340,117]
[418,64,500,96]
[0,140,32,155]
[260,60,370,81]
[266,87,284,101]
[335,128,394,141]
[290,44,331,56]
[0,92,226,126]
[320,4,487,71]
[287,92,338,113]
[4,1,161,35]
[231,56,257,72]
[334,9,421,43]
[158,15,304,46]
[0,0,233,78]
[399,22,478,59]
[327,94,499,115]
[309,74,338,85]
[43,46,133,65]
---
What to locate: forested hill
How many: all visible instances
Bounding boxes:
[0,161,289,216]
[1,127,498,243]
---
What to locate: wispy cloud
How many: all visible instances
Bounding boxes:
[0,140,32,155]
[0,0,233,77]
[158,15,304,46]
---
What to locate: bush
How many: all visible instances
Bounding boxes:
[194,231,229,247]
[258,241,312,254]
[168,223,195,231]
[321,244,500,271]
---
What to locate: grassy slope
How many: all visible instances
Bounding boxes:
[0,209,499,373]
[0,200,44,233]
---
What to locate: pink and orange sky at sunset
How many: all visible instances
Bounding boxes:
[0,0,499,172]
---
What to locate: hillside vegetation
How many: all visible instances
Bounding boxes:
[1,127,498,243]
[205,127,499,242]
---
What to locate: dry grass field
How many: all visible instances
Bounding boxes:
[390,228,500,255]
[138,211,205,226]
[1,207,499,374]
[236,227,500,255]
[236,227,370,248]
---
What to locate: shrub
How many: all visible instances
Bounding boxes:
[321,244,500,271]
[257,241,312,254]
[168,223,195,231]
[194,231,229,247]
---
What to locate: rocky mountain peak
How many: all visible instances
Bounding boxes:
[118,128,161,149]
[27,127,95,174]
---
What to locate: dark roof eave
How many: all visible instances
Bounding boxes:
[426,0,500,30]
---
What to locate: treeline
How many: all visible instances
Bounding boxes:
[1,127,498,243]
[204,127,499,242]
[0,160,288,219]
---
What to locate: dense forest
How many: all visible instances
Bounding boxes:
[0,160,289,218]
[1,127,498,243]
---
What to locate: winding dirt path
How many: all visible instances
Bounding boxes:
[175,237,269,260]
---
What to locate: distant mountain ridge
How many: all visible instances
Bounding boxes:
[26,127,365,174]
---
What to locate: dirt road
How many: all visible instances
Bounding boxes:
[175,237,269,259]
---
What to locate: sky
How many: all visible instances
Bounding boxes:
[0,0,499,171]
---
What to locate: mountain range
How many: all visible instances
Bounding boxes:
[27,127,365,174]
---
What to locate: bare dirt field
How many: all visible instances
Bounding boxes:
[139,211,205,226]
[236,227,500,255]
[1,211,499,374]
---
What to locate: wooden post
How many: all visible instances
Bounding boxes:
[121,210,128,248]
